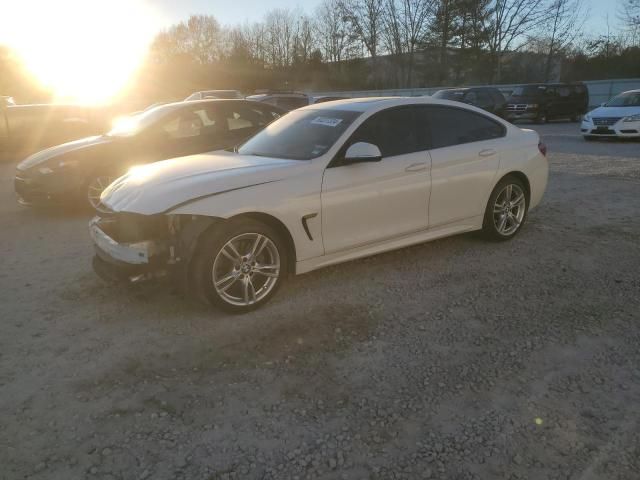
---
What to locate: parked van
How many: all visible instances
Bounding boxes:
[505,83,589,123]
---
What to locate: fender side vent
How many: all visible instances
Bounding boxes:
[301,213,318,241]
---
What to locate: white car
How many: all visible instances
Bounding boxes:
[91,97,548,312]
[581,89,640,140]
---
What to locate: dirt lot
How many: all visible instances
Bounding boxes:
[1,124,639,480]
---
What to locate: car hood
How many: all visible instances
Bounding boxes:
[16,135,114,171]
[587,106,640,118]
[100,151,304,215]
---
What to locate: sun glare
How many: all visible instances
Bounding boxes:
[1,0,165,105]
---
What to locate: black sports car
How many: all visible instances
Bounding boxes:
[14,99,284,211]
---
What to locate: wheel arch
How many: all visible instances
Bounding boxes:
[497,171,531,202]
[229,212,298,274]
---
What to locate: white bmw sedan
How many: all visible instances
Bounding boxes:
[91,97,548,312]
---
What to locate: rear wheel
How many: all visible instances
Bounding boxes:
[482,176,528,241]
[192,218,287,313]
[86,174,115,212]
[536,112,548,124]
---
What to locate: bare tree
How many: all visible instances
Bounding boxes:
[315,0,356,63]
[150,15,222,64]
[339,0,386,58]
[620,0,640,44]
[292,14,316,65]
[621,0,640,27]
[383,0,434,85]
[538,0,587,81]
[486,0,551,82]
[264,9,296,67]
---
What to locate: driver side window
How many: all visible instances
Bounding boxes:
[347,108,420,158]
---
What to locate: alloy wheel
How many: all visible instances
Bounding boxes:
[212,233,281,307]
[87,176,115,212]
[493,184,526,236]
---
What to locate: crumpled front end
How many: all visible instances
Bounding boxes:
[89,212,173,282]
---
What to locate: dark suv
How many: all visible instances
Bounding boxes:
[432,87,507,117]
[505,83,588,123]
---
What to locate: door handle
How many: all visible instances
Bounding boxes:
[479,149,496,157]
[405,162,428,172]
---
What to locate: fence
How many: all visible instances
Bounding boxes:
[311,78,640,109]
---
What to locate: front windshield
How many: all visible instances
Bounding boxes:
[605,91,640,107]
[107,104,179,137]
[238,109,362,160]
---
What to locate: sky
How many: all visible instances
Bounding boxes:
[150,0,623,34]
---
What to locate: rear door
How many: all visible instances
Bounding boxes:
[422,106,504,226]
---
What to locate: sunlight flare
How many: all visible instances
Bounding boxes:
[1,0,165,104]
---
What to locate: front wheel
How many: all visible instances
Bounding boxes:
[86,174,115,212]
[482,176,529,241]
[192,218,287,313]
[536,112,548,124]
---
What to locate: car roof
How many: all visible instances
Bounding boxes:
[149,98,282,113]
[296,96,494,113]
[198,89,240,94]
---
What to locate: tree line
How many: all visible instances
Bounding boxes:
[141,0,640,98]
[2,0,640,106]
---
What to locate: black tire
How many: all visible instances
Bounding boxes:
[191,218,288,313]
[482,175,529,242]
[536,112,548,124]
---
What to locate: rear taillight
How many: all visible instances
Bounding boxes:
[538,141,547,156]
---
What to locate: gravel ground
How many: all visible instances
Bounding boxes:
[1,124,639,480]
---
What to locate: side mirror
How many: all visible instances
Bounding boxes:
[343,142,382,164]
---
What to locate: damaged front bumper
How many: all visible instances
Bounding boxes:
[89,215,170,282]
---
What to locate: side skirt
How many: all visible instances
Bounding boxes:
[295,216,483,275]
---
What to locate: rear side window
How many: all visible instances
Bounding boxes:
[348,107,422,157]
[423,106,505,149]
[222,105,281,131]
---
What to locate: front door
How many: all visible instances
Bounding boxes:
[321,107,431,254]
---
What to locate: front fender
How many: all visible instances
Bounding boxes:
[168,176,324,262]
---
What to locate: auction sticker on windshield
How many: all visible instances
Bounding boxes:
[311,117,343,127]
